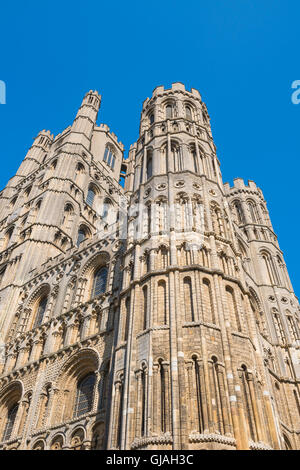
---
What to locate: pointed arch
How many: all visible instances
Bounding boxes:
[183,276,195,322]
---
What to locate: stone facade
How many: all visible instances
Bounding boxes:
[0,83,299,450]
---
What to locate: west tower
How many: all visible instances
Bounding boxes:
[0,84,299,450]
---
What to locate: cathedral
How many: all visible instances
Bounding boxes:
[0,82,299,450]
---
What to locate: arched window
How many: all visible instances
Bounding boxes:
[192,355,204,432]
[273,309,286,344]
[142,285,148,331]
[76,229,85,247]
[210,357,225,434]
[247,200,259,223]
[157,280,167,325]
[149,113,154,124]
[75,162,85,184]
[233,200,244,224]
[158,359,168,433]
[140,365,147,437]
[260,203,269,225]
[92,267,108,298]
[86,186,96,207]
[155,200,167,233]
[74,374,96,417]
[62,203,73,227]
[143,251,150,274]
[202,278,215,324]
[286,311,299,342]
[2,403,18,441]
[183,277,194,322]
[226,286,241,332]
[103,147,109,163]
[165,104,173,119]
[261,251,278,285]
[238,365,257,442]
[103,146,116,169]
[158,245,168,269]
[188,144,198,173]
[192,147,198,173]
[277,255,289,288]
[147,204,151,235]
[76,226,89,247]
[102,199,112,219]
[146,151,153,180]
[171,142,182,172]
[185,105,193,120]
[34,296,48,328]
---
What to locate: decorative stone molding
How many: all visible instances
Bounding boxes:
[131,432,173,449]
[249,440,273,450]
[189,432,236,447]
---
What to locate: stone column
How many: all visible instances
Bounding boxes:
[152,364,159,435]
[247,373,263,442]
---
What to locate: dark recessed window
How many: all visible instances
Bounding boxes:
[92,267,108,298]
[3,404,18,441]
[86,187,96,207]
[74,374,95,417]
[76,228,87,247]
[34,296,48,328]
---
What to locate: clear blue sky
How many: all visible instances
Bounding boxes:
[0,1,299,294]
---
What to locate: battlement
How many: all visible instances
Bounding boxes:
[224,178,263,196]
[96,123,124,150]
[84,89,101,99]
[129,142,137,151]
[142,82,202,110]
[37,130,54,140]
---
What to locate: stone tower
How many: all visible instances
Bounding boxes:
[0,84,299,450]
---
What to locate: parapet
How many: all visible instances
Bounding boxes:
[224,178,263,197]
[129,142,137,151]
[142,82,202,110]
[96,123,124,150]
[34,129,54,141]
[84,90,101,99]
